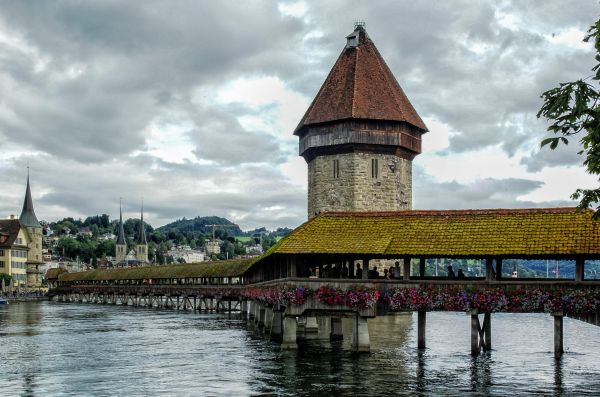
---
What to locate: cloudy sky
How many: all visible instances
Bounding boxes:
[0,1,597,230]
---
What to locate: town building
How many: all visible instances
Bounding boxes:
[206,240,221,256]
[167,245,206,263]
[245,244,263,256]
[295,24,427,218]
[0,173,44,290]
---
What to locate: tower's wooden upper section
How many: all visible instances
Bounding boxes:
[295,25,427,136]
[296,25,427,162]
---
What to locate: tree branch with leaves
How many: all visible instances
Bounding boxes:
[538,18,600,219]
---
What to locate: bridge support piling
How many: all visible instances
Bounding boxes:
[241,300,248,318]
[304,317,319,338]
[258,306,266,329]
[253,303,261,325]
[330,317,343,341]
[271,308,283,341]
[316,317,330,340]
[483,313,491,351]
[281,316,298,350]
[264,306,273,335]
[470,312,491,355]
[352,315,370,352]
[417,311,426,349]
[554,312,564,359]
[471,313,480,355]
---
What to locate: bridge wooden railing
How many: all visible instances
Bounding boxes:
[254,277,600,290]
[49,284,245,298]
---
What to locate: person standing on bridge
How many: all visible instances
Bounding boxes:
[341,263,349,279]
[393,262,401,279]
[447,266,456,280]
[355,263,363,279]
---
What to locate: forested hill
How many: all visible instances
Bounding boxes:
[156,216,243,236]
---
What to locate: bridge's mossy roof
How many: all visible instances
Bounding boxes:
[45,268,68,280]
[58,259,256,282]
[264,208,600,258]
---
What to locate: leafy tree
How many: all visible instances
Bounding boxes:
[538,19,600,218]
[0,272,12,287]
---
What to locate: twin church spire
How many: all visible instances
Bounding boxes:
[115,199,148,264]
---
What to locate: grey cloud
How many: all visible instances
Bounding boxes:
[187,104,288,165]
[0,1,307,162]
[521,139,586,172]
[413,173,572,210]
[0,1,593,230]
[2,152,307,230]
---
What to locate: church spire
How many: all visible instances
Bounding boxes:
[137,200,147,245]
[19,167,41,228]
[116,198,126,245]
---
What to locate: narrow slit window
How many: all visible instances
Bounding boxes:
[371,159,378,178]
[333,159,340,178]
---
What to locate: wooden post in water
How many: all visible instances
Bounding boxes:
[417,311,426,349]
[554,313,564,359]
[471,313,480,356]
[483,312,491,351]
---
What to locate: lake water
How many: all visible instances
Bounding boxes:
[1,301,599,396]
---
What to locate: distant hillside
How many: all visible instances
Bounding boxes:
[156,216,243,236]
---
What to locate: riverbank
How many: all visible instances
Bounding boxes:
[1,296,47,303]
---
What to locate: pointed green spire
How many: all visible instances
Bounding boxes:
[116,198,126,245]
[19,168,41,228]
[137,200,147,245]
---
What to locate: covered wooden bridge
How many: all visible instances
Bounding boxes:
[49,259,255,311]
[50,207,600,356]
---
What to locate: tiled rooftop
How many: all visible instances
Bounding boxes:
[295,26,427,134]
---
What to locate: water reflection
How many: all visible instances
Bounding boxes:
[469,352,492,395]
[554,358,563,396]
[1,303,599,396]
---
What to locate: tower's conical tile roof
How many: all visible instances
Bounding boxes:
[137,204,147,245]
[116,200,126,245]
[19,172,41,228]
[295,25,427,135]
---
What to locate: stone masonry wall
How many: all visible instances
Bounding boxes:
[307,152,412,218]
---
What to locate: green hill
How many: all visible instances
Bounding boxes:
[156,216,243,237]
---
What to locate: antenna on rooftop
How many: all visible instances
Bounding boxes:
[354,20,366,29]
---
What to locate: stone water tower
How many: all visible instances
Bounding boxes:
[295,24,428,218]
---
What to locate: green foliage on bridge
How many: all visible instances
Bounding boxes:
[58,259,257,282]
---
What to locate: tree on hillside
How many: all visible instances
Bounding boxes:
[538,18,600,218]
